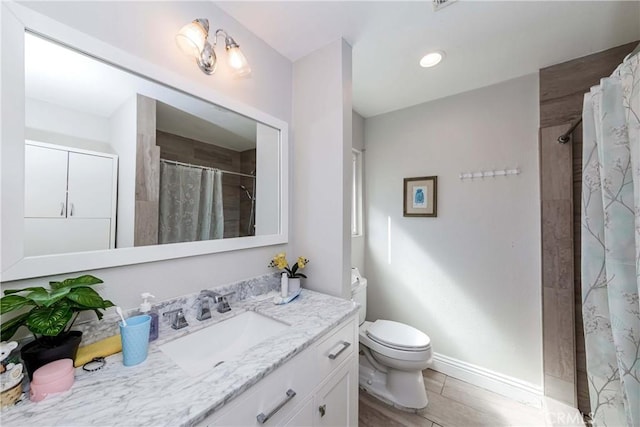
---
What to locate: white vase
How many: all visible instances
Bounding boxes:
[288,278,301,295]
[280,273,288,297]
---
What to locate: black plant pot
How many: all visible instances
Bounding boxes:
[20,331,83,380]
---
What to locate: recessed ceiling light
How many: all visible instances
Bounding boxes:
[420,51,445,68]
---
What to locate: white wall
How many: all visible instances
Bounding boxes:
[255,123,280,236]
[351,111,365,272]
[109,96,137,248]
[2,1,293,310]
[25,97,113,154]
[292,39,352,299]
[364,74,542,386]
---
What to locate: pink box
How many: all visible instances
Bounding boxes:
[30,358,75,402]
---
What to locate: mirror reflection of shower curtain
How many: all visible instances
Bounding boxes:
[159,163,224,244]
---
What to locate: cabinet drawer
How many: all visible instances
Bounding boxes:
[315,317,357,380]
[201,347,315,426]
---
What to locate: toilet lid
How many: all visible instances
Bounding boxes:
[366,320,431,351]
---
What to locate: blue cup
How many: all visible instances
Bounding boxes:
[119,315,151,366]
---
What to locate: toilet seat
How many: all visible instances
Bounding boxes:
[359,322,432,363]
[366,320,431,352]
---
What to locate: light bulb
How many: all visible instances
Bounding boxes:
[226,46,251,77]
[419,51,445,68]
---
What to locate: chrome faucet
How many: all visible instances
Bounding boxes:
[195,294,212,321]
[163,308,189,329]
[199,290,235,314]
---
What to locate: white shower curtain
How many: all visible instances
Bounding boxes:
[581,51,639,426]
[159,163,224,244]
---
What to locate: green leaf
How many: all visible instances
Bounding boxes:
[291,263,299,275]
[0,312,30,341]
[69,298,113,313]
[49,275,103,290]
[4,287,46,296]
[13,285,71,308]
[24,289,52,305]
[66,287,111,309]
[24,287,70,307]
[0,295,34,314]
[43,287,72,307]
[294,273,307,278]
[26,304,74,336]
[2,275,111,339]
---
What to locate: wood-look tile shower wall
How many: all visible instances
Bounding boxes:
[539,40,639,414]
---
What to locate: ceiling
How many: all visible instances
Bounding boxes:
[215,1,640,118]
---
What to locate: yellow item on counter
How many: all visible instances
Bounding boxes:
[74,335,122,367]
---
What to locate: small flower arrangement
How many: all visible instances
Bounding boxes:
[269,253,309,278]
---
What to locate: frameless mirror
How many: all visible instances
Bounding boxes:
[0,5,287,282]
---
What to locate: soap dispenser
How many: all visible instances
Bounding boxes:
[140,293,159,341]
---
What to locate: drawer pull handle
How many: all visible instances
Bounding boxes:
[60,202,65,216]
[328,341,351,360]
[256,388,296,424]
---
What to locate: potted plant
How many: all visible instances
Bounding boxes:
[0,275,114,378]
[268,253,309,279]
[269,253,309,295]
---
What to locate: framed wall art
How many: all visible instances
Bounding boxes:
[403,176,437,217]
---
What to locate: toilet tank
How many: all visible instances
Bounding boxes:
[351,276,367,326]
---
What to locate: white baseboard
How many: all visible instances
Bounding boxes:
[431,352,544,408]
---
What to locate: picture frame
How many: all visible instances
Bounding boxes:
[403,176,437,217]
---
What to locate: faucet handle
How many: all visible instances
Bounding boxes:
[195,297,211,321]
[214,291,235,313]
[163,308,189,329]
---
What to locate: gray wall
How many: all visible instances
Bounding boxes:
[364,74,543,386]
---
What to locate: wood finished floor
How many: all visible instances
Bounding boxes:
[359,369,548,427]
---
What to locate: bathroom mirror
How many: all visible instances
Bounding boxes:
[0,3,288,281]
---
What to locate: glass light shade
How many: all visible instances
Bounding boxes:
[419,51,444,68]
[226,46,251,77]
[176,22,207,57]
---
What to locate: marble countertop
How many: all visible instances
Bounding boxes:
[1,289,358,427]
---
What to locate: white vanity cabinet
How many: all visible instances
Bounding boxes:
[24,141,118,256]
[199,314,359,427]
[314,362,358,427]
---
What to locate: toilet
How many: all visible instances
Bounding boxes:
[351,269,432,412]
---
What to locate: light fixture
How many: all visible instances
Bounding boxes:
[419,51,445,68]
[176,19,251,77]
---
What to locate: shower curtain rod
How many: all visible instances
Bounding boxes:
[557,118,583,144]
[160,158,256,179]
[557,43,640,145]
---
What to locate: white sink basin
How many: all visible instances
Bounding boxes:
[160,311,290,376]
